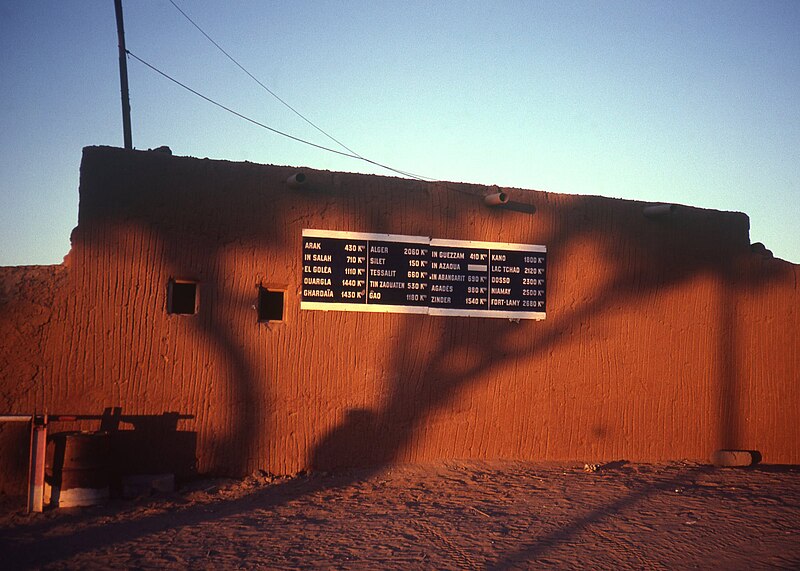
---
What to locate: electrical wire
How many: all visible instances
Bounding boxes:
[164,0,443,183]
[126,50,441,182]
[167,0,362,159]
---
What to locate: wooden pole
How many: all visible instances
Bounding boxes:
[114,0,133,150]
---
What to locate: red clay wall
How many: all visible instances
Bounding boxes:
[0,265,67,494]
[1,146,797,493]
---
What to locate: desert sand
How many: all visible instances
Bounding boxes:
[1,460,798,570]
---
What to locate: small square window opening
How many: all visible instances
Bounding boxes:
[168,280,197,315]
[258,287,284,322]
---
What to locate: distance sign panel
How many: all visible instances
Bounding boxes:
[301,229,546,319]
[301,229,430,314]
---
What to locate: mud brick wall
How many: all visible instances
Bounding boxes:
[1,146,797,493]
[0,265,67,494]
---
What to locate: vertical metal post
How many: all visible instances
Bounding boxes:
[27,415,48,513]
[114,0,133,150]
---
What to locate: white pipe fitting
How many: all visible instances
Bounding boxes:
[484,192,509,206]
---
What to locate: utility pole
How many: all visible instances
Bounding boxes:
[114,0,133,150]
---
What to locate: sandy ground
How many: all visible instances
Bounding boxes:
[1,460,798,570]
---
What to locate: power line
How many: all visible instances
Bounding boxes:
[164,1,443,183]
[167,0,362,159]
[126,50,439,182]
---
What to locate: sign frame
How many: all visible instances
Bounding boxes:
[301,229,546,320]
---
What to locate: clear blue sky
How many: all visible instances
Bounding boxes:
[1,1,798,265]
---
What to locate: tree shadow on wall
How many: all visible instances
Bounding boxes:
[76,148,790,484]
[74,149,296,477]
[5,149,793,567]
[307,197,789,567]
[73,147,441,478]
[311,196,788,474]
